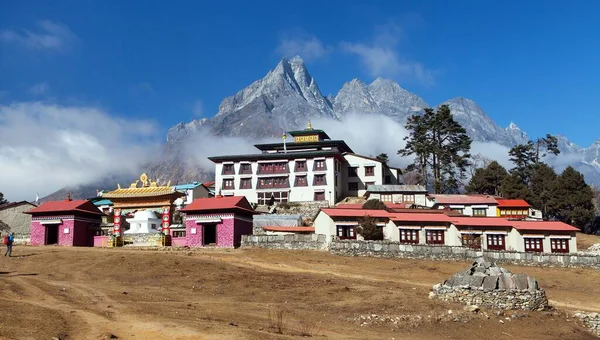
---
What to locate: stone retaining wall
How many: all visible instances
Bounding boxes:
[574,312,600,336]
[329,240,600,269]
[241,234,328,250]
[432,287,548,311]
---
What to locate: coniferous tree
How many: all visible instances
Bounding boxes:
[508,134,561,184]
[0,192,7,205]
[529,164,558,217]
[362,199,387,210]
[399,105,472,194]
[465,161,508,195]
[549,167,595,232]
[357,215,383,240]
[500,173,531,199]
[376,153,389,165]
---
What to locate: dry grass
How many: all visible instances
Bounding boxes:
[576,232,600,250]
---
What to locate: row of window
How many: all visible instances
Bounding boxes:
[222,175,328,190]
[379,194,416,203]
[257,191,326,205]
[222,160,327,175]
[348,166,376,177]
[499,209,529,216]
[397,231,569,253]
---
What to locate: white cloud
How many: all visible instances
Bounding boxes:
[0,102,160,201]
[340,23,435,86]
[276,31,331,61]
[192,100,204,117]
[28,82,49,96]
[0,20,78,51]
[471,141,512,169]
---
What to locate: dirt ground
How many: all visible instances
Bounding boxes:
[577,232,600,250]
[0,246,598,340]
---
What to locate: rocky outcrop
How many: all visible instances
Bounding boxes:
[430,258,548,311]
[574,311,600,336]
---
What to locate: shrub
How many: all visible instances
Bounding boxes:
[357,215,383,240]
[362,199,387,210]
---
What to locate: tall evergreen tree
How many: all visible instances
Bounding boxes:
[500,173,531,199]
[550,167,595,232]
[508,134,561,184]
[529,164,558,217]
[399,105,472,194]
[465,161,508,195]
[0,192,7,205]
[376,153,389,165]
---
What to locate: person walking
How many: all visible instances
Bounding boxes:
[5,232,14,257]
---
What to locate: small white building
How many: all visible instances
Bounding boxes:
[124,210,161,234]
[365,185,427,206]
[173,182,211,208]
[426,194,499,217]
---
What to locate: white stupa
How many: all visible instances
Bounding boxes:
[124,210,162,234]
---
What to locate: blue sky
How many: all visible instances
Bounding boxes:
[1,0,600,146]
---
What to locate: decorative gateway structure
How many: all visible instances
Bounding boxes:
[101,173,185,245]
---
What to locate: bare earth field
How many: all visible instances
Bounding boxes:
[0,246,599,340]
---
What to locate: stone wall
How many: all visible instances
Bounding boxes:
[574,312,600,336]
[329,240,600,269]
[432,286,548,311]
[241,234,328,250]
[122,233,165,247]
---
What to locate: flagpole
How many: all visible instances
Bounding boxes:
[283,131,287,153]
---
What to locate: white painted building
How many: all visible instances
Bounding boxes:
[365,185,428,206]
[210,124,401,206]
[173,182,211,208]
[425,194,499,217]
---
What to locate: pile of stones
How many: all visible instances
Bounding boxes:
[430,258,548,311]
[574,312,600,336]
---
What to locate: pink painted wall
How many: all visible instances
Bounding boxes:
[58,219,75,246]
[93,236,110,247]
[216,217,235,247]
[30,221,44,246]
[185,218,201,247]
[172,237,187,247]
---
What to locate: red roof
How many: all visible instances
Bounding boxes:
[391,213,451,223]
[335,203,365,209]
[25,199,105,216]
[385,203,411,209]
[449,217,513,227]
[180,196,256,214]
[203,181,215,188]
[263,226,315,232]
[320,208,391,218]
[496,199,531,208]
[429,194,498,205]
[511,221,579,232]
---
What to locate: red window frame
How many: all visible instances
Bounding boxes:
[461,234,482,249]
[399,229,419,244]
[222,178,234,190]
[524,238,543,252]
[313,160,327,171]
[258,177,289,189]
[222,164,235,175]
[313,174,326,186]
[486,234,506,251]
[239,163,252,175]
[314,192,325,201]
[337,226,356,239]
[403,194,415,203]
[365,166,375,176]
[295,161,307,172]
[259,162,288,174]
[294,176,308,187]
[239,178,252,189]
[380,194,393,202]
[426,230,445,245]
[550,238,569,253]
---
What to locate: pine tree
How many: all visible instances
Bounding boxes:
[529,164,558,217]
[362,199,387,210]
[465,161,508,195]
[508,134,561,184]
[0,192,7,205]
[500,173,531,199]
[357,215,383,240]
[550,167,595,232]
[399,105,472,194]
[376,153,389,165]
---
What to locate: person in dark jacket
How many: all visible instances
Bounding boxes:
[5,232,14,257]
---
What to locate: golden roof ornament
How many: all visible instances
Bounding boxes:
[307,121,313,130]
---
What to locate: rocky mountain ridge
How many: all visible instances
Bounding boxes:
[45,56,600,200]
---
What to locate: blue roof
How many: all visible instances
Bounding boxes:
[173,182,203,190]
[92,198,113,206]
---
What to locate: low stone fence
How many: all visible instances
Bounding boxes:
[241,234,328,251]
[574,312,600,336]
[330,240,600,269]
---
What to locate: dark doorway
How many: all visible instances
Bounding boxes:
[203,224,217,246]
[45,225,59,245]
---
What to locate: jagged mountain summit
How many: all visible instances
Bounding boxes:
[43,56,600,200]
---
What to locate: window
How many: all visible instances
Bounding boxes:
[365,166,375,176]
[259,162,288,174]
[222,164,234,175]
[313,174,326,186]
[531,211,536,216]
[550,238,569,253]
[524,238,543,252]
[173,230,186,238]
[257,192,288,205]
[384,175,391,184]
[294,176,308,187]
[313,159,326,171]
[240,163,252,174]
[473,208,487,217]
[381,194,392,202]
[452,208,464,214]
[314,191,326,201]
[337,226,356,239]
[399,229,419,244]
[348,167,358,177]
[222,178,234,190]
[461,234,481,249]
[486,234,505,251]
[348,182,358,191]
[240,178,252,189]
[403,194,415,203]
[151,224,157,230]
[426,230,445,245]
[295,161,307,172]
[500,210,506,216]
[258,177,289,189]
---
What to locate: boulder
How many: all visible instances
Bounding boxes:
[483,275,499,291]
[513,274,529,290]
